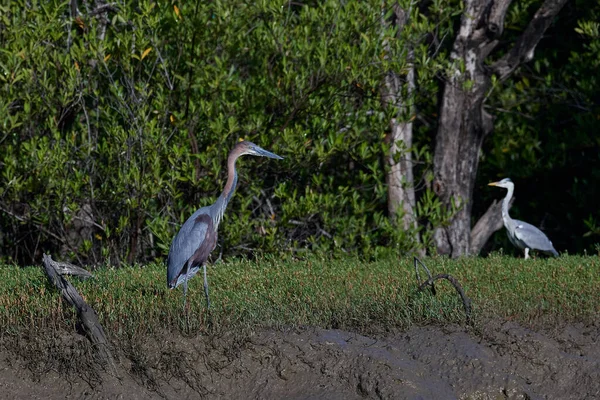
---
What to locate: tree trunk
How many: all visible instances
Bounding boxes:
[433,81,493,257]
[433,0,569,257]
[384,67,417,232]
[382,3,419,242]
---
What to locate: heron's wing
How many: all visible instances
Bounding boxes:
[167,208,212,287]
[513,220,557,255]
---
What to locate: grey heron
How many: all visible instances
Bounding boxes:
[488,178,558,259]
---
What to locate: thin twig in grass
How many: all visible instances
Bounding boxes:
[413,257,472,322]
[414,256,436,295]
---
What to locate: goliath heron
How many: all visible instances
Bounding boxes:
[167,141,283,308]
[488,178,558,259]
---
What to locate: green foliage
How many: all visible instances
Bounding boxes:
[575,20,600,38]
[1,0,597,265]
[0,255,598,338]
[0,0,457,264]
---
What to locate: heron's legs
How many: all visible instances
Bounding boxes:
[524,248,530,259]
[203,264,211,309]
[182,267,190,312]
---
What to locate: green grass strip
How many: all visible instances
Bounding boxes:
[0,254,598,338]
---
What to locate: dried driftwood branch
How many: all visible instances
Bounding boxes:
[413,257,472,321]
[42,254,116,372]
[48,258,94,279]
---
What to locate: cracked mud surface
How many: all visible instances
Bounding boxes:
[1,319,598,399]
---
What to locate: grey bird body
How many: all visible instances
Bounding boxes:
[167,207,216,291]
[489,178,558,258]
[166,141,283,308]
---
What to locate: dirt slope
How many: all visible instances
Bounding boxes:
[0,320,598,399]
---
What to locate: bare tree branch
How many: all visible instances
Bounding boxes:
[470,197,514,255]
[491,0,569,81]
[0,203,68,246]
[88,3,118,17]
[486,0,514,38]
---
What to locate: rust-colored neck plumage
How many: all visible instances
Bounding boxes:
[213,143,247,226]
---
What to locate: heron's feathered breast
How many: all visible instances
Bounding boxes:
[167,207,215,288]
[189,214,217,267]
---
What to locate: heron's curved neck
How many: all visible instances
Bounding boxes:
[214,153,239,227]
[502,184,514,223]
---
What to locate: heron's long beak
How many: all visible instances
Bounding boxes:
[256,147,284,160]
[488,182,499,187]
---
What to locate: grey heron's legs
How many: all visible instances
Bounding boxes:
[524,248,530,259]
[203,264,211,309]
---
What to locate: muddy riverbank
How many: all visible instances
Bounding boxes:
[1,319,598,399]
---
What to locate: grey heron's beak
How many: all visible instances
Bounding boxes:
[488,182,499,187]
[255,146,284,160]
